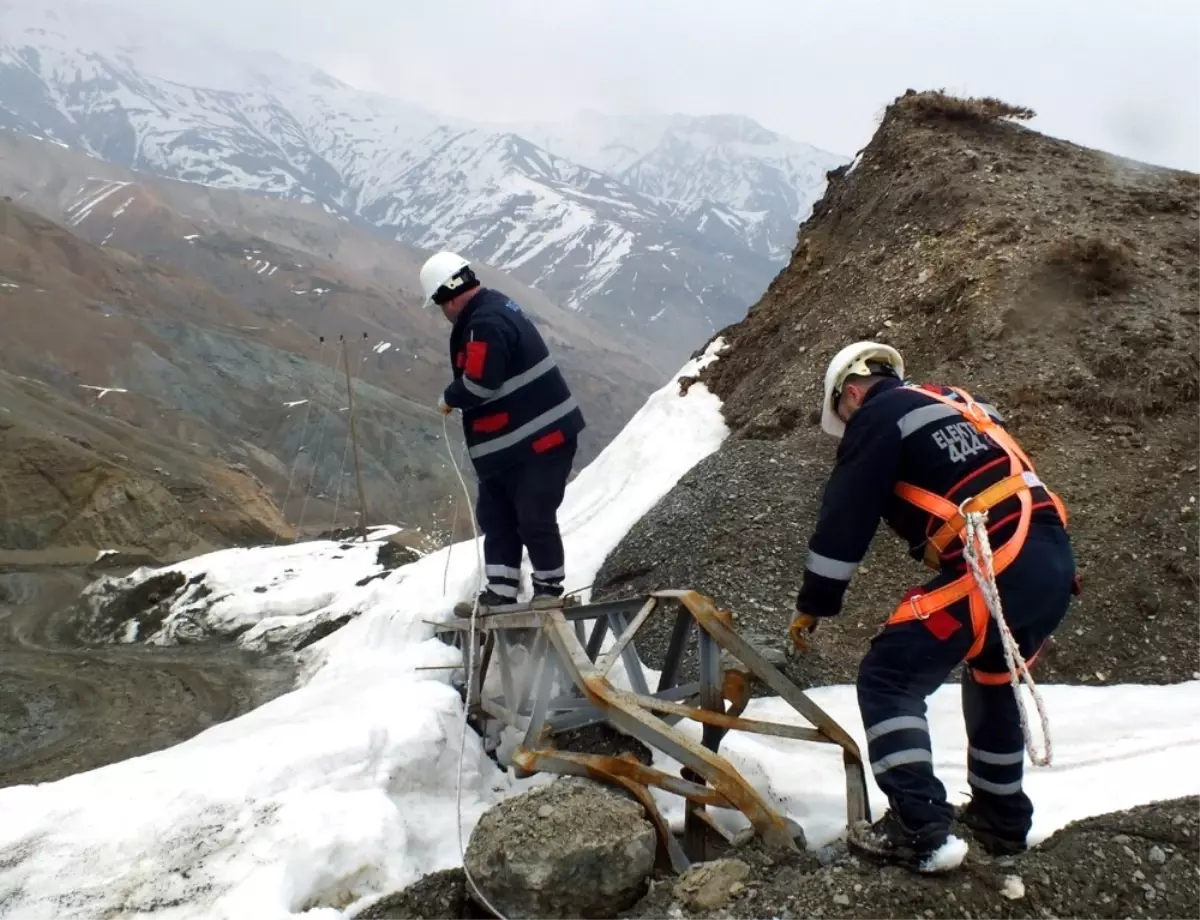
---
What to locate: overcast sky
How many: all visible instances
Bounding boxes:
[88,0,1198,170]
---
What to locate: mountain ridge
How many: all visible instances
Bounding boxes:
[0,0,845,369]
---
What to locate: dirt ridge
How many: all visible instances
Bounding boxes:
[611,88,1200,686]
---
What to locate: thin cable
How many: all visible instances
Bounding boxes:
[274,335,330,546]
[442,412,509,920]
[441,431,472,594]
[442,488,460,596]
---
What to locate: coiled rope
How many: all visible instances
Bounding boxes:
[961,508,1053,767]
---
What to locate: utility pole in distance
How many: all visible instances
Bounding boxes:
[341,335,369,539]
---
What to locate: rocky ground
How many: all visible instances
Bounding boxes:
[624,797,1200,920]
[601,90,1199,686]
[355,792,1199,920]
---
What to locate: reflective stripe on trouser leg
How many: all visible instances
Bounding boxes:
[864,715,934,778]
[967,746,1025,796]
[962,671,1035,837]
[531,565,565,596]
[857,629,957,835]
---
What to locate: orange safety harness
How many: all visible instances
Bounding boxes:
[885,385,1069,684]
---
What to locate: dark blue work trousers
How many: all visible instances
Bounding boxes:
[475,439,577,599]
[857,524,1076,843]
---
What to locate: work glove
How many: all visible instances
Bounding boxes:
[437,393,453,415]
[789,612,818,654]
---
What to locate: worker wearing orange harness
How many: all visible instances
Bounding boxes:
[792,342,1078,873]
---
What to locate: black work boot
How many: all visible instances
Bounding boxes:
[529,587,579,610]
[848,810,968,875]
[955,800,1028,856]
[453,589,519,617]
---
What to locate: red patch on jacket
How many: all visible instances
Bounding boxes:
[472,412,509,434]
[532,430,566,453]
[464,341,488,379]
[923,608,962,640]
[455,351,465,369]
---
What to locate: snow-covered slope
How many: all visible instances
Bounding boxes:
[515,111,849,261]
[0,1,832,367]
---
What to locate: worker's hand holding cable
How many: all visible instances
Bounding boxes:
[437,393,454,415]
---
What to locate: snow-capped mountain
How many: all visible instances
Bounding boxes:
[514,111,848,261]
[0,0,844,367]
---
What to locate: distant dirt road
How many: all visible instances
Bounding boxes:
[0,567,295,788]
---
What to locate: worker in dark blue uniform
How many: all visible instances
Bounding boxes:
[792,341,1078,873]
[419,251,585,613]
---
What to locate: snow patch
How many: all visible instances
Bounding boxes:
[79,385,129,399]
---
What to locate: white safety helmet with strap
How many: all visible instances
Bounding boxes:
[820,341,905,438]
[419,250,477,307]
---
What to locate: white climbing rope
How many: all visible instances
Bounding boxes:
[442,412,510,920]
[961,508,1053,767]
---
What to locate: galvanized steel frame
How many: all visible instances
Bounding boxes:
[437,589,871,870]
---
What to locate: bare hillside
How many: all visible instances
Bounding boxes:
[0,132,665,548]
[597,91,1200,686]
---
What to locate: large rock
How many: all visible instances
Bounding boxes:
[673,858,752,912]
[464,777,657,919]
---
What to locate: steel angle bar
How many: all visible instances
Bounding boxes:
[657,606,694,693]
[510,747,730,808]
[466,632,492,711]
[520,640,569,753]
[595,597,657,676]
[561,596,651,622]
[633,695,834,743]
[697,626,723,750]
[584,614,608,659]
[545,680,702,733]
[494,631,517,713]
[542,610,602,693]
[479,698,530,731]
[669,589,871,826]
[671,590,859,750]
[690,803,738,843]
[605,773,691,873]
[607,608,651,696]
[572,678,796,851]
[513,628,549,717]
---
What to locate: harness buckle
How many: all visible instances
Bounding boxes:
[957,495,983,518]
[908,594,930,621]
[964,401,991,428]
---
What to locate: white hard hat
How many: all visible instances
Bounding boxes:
[419,250,474,307]
[820,341,905,438]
